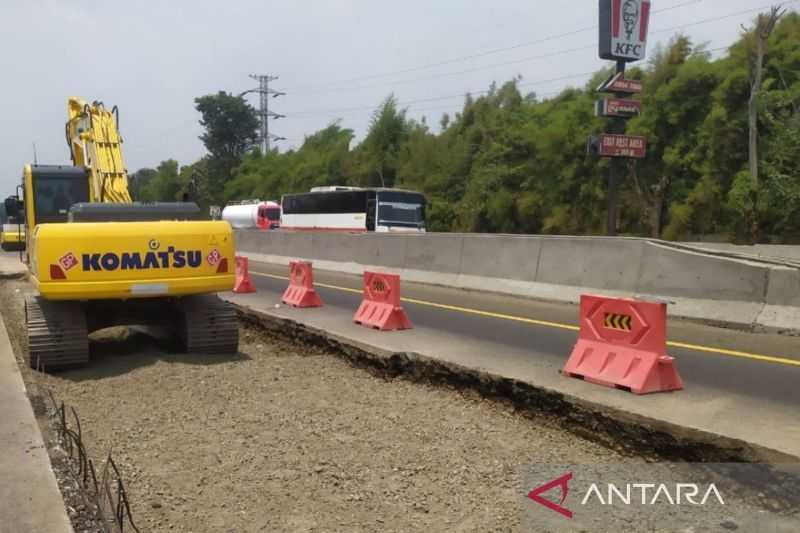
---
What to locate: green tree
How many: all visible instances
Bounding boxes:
[628,35,717,238]
[194,91,259,204]
[355,95,410,187]
[227,121,354,203]
[139,160,182,202]
[129,167,157,201]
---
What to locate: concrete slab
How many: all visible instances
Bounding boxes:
[225,291,800,463]
[0,314,73,533]
[537,237,644,291]
[353,233,408,267]
[311,233,358,263]
[402,233,464,273]
[688,242,800,262]
[637,242,769,302]
[766,267,800,306]
[459,234,540,281]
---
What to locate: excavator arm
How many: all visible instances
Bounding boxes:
[65,97,132,203]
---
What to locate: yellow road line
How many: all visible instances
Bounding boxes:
[250,270,800,368]
[665,341,800,368]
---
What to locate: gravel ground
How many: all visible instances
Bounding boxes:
[0,278,637,532]
[3,276,798,532]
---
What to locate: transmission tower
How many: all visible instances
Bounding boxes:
[240,74,286,153]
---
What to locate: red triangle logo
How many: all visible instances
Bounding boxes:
[527,472,573,519]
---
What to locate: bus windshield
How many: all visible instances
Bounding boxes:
[377,191,425,229]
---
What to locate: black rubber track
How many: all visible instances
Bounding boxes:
[25,296,89,371]
[177,294,239,354]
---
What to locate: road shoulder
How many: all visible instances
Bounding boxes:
[0,312,73,533]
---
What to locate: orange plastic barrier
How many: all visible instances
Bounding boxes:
[281,261,323,308]
[353,271,412,331]
[561,294,683,394]
[233,256,257,293]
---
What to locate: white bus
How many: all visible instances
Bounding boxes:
[280,187,426,232]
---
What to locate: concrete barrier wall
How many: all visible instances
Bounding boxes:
[637,243,770,301]
[687,242,800,262]
[537,237,645,291]
[459,234,540,281]
[235,230,800,329]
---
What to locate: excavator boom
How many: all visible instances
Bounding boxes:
[66,97,132,203]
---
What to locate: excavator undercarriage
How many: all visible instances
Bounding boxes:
[25,294,239,370]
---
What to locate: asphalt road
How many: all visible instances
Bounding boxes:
[5,249,798,407]
[247,259,800,408]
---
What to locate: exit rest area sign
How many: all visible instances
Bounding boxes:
[599,0,651,62]
[599,134,647,158]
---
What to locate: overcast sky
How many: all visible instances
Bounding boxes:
[0,0,783,193]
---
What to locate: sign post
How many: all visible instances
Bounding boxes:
[593,0,651,236]
[607,63,627,238]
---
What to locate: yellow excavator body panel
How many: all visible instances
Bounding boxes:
[29,220,235,300]
[1,225,24,245]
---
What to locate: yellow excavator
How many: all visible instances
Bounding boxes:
[1,215,25,251]
[4,98,238,370]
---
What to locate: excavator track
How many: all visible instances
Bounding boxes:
[25,296,89,371]
[177,294,239,354]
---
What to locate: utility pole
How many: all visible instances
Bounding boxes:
[242,74,286,153]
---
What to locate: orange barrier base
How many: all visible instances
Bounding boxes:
[233,276,256,293]
[562,340,683,394]
[353,301,412,331]
[282,286,322,308]
[233,256,257,294]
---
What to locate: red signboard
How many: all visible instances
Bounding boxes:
[598,72,643,94]
[607,77,642,94]
[597,98,642,118]
[598,134,647,158]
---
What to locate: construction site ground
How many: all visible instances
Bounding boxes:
[0,276,636,532]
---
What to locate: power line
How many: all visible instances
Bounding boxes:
[282,0,792,119]
[284,0,705,93]
[285,41,737,118]
[293,45,594,96]
[285,41,732,122]
[284,71,596,117]
[288,1,793,98]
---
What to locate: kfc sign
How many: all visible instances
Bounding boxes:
[599,0,651,62]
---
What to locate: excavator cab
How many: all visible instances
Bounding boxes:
[22,166,88,225]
